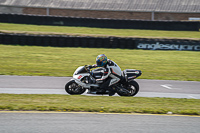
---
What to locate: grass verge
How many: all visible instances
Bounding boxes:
[1,45,200,81]
[0,23,200,39]
[0,94,199,115]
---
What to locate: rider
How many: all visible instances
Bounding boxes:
[89,54,122,96]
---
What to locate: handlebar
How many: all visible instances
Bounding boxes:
[84,65,91,72]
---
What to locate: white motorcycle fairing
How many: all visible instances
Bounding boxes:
[72,66,99,89]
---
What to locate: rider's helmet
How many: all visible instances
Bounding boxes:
[96,54,107,67]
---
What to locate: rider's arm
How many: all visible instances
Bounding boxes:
[88,64,97,69]
[96,67,111,82]
[92,64,97,68]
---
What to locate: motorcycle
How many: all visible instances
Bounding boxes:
[65,65,142,96]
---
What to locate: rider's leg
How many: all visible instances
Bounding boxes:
[99,78,111,90]
[99,74,120,96]
[108,74,120,96]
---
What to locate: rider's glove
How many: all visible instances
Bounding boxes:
[92,64,97,68]
[88,65,93,69]
[88,64,97,69]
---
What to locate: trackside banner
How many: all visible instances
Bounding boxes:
[137,42,200,51]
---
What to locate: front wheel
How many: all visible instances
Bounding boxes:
[65,80,86,95]
[116,80,139,96]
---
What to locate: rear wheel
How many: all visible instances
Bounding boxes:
[117,80,139,96]
[65,80,86,95]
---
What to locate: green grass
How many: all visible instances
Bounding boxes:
[0,94,199,115]
[0,45,200,81]
[1,23,199,116]
[0,23,200,39]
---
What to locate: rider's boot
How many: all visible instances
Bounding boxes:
[108,86,116,96]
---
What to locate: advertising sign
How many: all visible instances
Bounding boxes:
[137,42,200,51]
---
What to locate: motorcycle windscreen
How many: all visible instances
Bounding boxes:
[75,66,88,75]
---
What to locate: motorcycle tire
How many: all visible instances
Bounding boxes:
[65,80,86,95]
[117,80,139,96]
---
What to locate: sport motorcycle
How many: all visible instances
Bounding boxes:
[65,65,142,96]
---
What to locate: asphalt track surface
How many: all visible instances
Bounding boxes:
[0,75,200,99]
[1,112,200,133]
[1,76,200,133]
